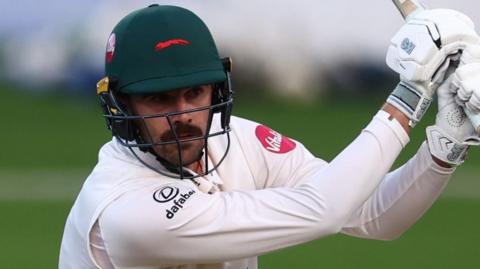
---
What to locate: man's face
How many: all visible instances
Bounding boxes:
[127,85,213,168]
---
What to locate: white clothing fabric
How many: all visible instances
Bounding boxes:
[59,112,454,269]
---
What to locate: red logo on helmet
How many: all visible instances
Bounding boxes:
[155,39,191,51]
[255,125,296,154]
[106,33,116,63]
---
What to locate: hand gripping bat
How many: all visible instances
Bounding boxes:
[391,0,480,135]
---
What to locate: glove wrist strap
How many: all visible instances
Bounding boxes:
[426,125,469,166]
[387,82,432,127]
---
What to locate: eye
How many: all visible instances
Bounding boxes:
[141,94,170,104]
[186,86,205,99]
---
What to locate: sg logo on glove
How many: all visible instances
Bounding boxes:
[401,38,416,55]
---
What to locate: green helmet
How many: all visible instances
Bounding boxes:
[97,4,233,179]
[105,4,227,93]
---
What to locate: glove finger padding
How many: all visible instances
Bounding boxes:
[413,9,477,47]
[452,62,480,114]
[459,43,480,65]
[467,93,480,114]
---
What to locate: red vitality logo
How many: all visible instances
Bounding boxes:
[155,39,191,51]
[255,125,296,154]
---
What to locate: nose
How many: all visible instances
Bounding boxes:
[169,98,192,124]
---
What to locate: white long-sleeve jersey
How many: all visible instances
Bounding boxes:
[59,111,454,269]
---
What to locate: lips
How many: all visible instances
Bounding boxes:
[177,133,195,139]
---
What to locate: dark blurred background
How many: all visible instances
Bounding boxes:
[1,0,479,268]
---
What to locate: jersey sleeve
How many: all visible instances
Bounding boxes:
[99,111,409,267]
[229,116,328,189]
[341,142,455,240]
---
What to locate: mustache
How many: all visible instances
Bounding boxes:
[159,123,204,142]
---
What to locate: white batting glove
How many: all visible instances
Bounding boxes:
[386,9,479,128]
[453,61,480,116]
[426,61,480,165]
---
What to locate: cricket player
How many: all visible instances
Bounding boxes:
[59,4,480,269]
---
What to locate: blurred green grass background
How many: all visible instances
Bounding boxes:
[1,86,479,268]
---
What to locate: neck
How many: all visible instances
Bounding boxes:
[188,160,204,174]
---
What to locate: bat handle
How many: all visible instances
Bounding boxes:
[392,0,424,20]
